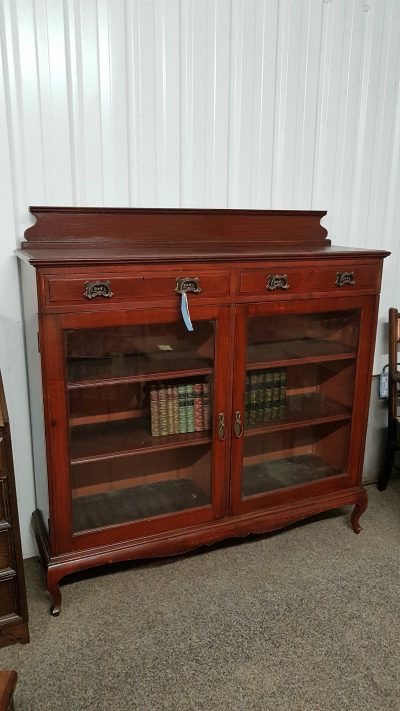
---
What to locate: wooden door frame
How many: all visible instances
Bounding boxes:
[229,294,378,515]
[39,303,232,555]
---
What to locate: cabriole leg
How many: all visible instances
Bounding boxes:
[47,570,62,616]
[351,491,368,534]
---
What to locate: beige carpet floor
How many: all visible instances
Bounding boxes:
[1,481,400,711]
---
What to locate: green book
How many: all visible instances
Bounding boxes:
[256,372,265,423]
[186,384,195,433]
[249,373,258,426]
[173,386,180,434]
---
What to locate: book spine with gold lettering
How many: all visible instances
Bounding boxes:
[158,384,168,436]
[150,384,160,437]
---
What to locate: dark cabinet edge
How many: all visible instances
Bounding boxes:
[0,373,29,645]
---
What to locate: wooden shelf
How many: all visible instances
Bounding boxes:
[242,454,343,497]
[246,339,356,369]
[67,352,213,389]
[69,409,146,427]
[70,418,212,465]
[72,478,210,532]
[244,393,351,437]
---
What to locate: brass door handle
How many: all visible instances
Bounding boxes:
[218,413,225,441]
[234,411,243,438]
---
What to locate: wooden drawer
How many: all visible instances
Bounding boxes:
[44,271,230,306]
[239,263,380,297]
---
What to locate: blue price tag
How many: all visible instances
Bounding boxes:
[180,292,194,331]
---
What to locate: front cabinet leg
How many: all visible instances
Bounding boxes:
[47,569,62,616]
[351,490,368,534]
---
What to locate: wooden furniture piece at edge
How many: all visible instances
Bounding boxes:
[0,670,17,711]
[378,307,400,490]
[17,207,389,615]
[0,374,29,646]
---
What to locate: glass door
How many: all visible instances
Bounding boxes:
[51,305,229,544]
[230,297,374,514]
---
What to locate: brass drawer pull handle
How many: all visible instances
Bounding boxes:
[336,271,356,287]
[218,413,226,441]
[266,274,289,291]
[175,277,202,294]
[84,280,114,299]
[234,411,243,438]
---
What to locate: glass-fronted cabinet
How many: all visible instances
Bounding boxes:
[20,206,386,614]
[230,299,371,514]
[55,305,230,543]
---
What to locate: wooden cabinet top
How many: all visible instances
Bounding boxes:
[16,207,389,267]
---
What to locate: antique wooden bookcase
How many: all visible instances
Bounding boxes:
[17,207,388,614]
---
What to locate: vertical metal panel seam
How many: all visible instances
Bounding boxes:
[347,3,373,246]
[376,0,398,252]
[381,38,400,256]
[63,0,79,203]
[272,0,292,205]
[0,1,19,230]
[362,2,387,246]
[254,0,267,207]
[366,1,395,249]
[123,0,132,204]
[311,0,333,210]
[151,0,158,205]
[95,0,105,203]
[330,0,352,236]
[269,1,280,206]
[211,0,218,205]
[178,0,182,206]
[248,0,258,208]
[73,0,87,203]
[4,1,28,214]
[160,0,168,204]
[225,0,233,206]
[32,0,49,201]
[297,0,312,207]
[310,0,326,208]
[333,0,357,243]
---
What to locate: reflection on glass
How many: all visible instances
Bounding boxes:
[65,321,215,533]
[72,445,212,532]
[247,310,359,366]
[242,423,350,497]
[242,310,360,497]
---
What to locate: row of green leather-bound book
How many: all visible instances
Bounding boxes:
[150,381,211,437]
[245,368,287,426]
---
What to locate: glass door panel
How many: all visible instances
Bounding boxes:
[240,309,360,501]
[64,319,216,534]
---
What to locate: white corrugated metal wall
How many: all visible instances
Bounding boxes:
[1,0,398,556]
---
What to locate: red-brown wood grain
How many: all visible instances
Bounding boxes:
[16,208,388,615]
[0,670,17,711]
